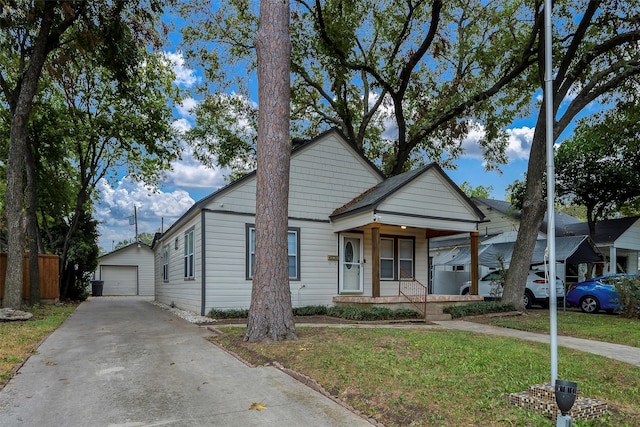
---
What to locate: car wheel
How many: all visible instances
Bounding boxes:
[579,296,600,314]
[461,288,470,295]
[523,291,534,309]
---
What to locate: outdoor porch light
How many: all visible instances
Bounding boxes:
[400,225,407,229]
[555,379,577,427]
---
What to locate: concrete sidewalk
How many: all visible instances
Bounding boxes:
[0,298,372,427]
[290,317,639,367]
[430,320,640,367]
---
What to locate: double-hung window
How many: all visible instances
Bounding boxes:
[379,236,414,279]
[398,239,414,278]
[247,225,300,280]
[380,238,395,280]
[162,245,170,281]
[184,228,194,279]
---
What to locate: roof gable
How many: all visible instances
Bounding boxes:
[331,163,485,221]
[562,216,640,244]
[473,197,583,234]
[160,129,384,238]
[99,241,152,260]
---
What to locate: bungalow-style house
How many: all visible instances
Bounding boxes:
[94,242,154,296]
[431,197,638,290]
[562,216,640,275]
[153,129,485,316]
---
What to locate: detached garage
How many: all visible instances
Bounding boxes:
[95,243,154,296]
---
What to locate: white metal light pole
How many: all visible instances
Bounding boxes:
[544,0,559,385]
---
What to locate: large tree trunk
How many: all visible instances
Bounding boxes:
[26,141,41,305]
[244,0,296,342]
[501,113,548,310]
[3,111,28,309]
[2,5,56,309]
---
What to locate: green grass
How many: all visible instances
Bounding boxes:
[474,310,640,347]
[0,303,78,387]
[213,326,640,426]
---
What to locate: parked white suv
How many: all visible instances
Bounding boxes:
[459,270,565,309]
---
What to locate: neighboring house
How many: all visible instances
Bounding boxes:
[95,242,154,296]
[431,197,638,290]
[563,216,640,275]
[153,129,485,316]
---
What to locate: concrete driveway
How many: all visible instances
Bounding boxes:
[0,297,372,427]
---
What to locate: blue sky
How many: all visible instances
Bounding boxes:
[92,20,572,253]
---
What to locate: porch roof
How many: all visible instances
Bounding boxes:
[443,235,604,268]
[329,164,485,234]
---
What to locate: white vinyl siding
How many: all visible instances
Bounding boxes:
[200,213,340,311]
[95,244,154,296]
[287,133,382,219]
[155,214,202,314]
[377,168,480,231]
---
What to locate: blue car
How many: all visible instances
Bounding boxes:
[566,274,640,314]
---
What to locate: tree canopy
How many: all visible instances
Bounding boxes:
[460,181,493,199]
[179,0,540,176]
[0,0,176,307]
[555,103,640,236]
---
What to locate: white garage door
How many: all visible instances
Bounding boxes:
[101,266,137,296]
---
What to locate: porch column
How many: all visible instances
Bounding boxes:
[609,247,617,273]
[372,225,380,297]
[470,231,479,295]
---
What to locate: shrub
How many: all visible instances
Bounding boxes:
[292,305,328,316]
[208,305,422,321]
[208,308,249,319]
[443,301,517,319]
[327,305,421,321]
[613,276,640,318]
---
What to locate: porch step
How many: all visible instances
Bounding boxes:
[423,303,452,321]
[425,313,452,321]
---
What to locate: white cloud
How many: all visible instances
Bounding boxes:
[177,97,198,118]
[163,51,198,88]
[505,127,534,160]
[460,123,534,162]
[95,177,196,251]
[165,155,229,190]
[172,118,191,133]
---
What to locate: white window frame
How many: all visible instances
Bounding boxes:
[162,245,170,281]
[184,228,195,279]
[380,237,395,280]
[247,225,300,280]
[379,236,415,280]
[398,238,414,279]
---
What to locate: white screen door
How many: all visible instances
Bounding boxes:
[340,234,363,292]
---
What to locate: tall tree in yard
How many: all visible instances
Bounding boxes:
[0,1,169,308]
[501,0,640,309]
[245,0,297,342]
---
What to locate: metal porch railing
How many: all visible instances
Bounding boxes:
[398,269,428,318]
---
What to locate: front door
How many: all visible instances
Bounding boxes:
[340,234,363,293]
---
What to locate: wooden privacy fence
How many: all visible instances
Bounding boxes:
[0,254,60,303]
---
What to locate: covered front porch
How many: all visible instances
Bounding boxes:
[328,164,488,318]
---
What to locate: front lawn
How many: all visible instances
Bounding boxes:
[473,309,640,348]
[213,321,640,426]
[0,303,78,388]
